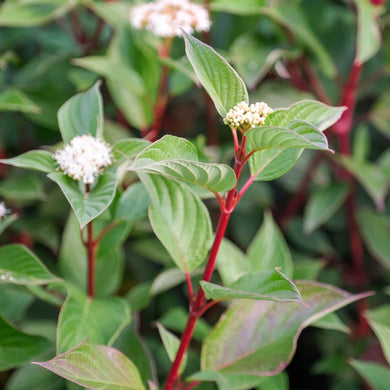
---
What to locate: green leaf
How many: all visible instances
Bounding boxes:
[132,135,199,161]
[366,305,390,365]
[183,31,248,117]
[0,244,61,285]
[0,175,45,201]
[6,355,64,390]
[131,160,236,194]
[247,120,331,152]
[159,307,211,342]
[265,100,345,131]
[247,100,345,180]
[0,0,76,27]
[354,0,382,64]
[310,312,349,333]
[200,270,302,303]
[57,287,131,354]
[230,33,300,88]
[59,213,125,297]
[0,315,52,370]
[0,150,57,173]
[0,285,33,322]
[201,281,370,376]
[157,323,187,374]
[247,211,293,278]
[150,268,187,296]
[115,182,150,222]
[112,139,150,165]
[350,360,390,390]
[0,213,18,236]
[261,3,336,77]
[216,239,249,286]
[48,172,117,229]
[303,182,350,234]
[357,209,390,269]
[58,81,104,143]
[210,0,265,14]
[339,156,389,209]
[0,89,40,113]
[34,340,146,390]
[140,174,213,272]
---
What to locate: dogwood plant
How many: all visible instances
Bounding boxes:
[0,34,370,390]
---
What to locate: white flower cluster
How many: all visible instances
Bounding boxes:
[223,101,273,131]
[130,0,211,38]
[0,201,10,220]
[54,135,112,184]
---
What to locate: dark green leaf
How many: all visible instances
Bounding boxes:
[0,315,52,370]
[303,182,350,234]
[0,89,40,113]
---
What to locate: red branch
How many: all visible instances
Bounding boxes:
[164,141,247,390]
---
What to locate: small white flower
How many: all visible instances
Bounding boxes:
[54,135,112,184]
[130,0,211,38]
[0,201,10,220]
[223,101,273,131]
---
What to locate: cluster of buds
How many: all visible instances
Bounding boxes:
[130,0,211,38]
[54,135,112,185]
[0,201,10,220]
[223,101,273,132]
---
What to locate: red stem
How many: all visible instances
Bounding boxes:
[164,141,246,390]
[85,184,96,298]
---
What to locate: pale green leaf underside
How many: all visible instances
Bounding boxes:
[58,81,104,143]
[0,244,61,285]
[112,139,150,164]
[140,174,213,273]
[133,135,199,162]
[34,341,146,390]
[265,100,345,131]
[201,281,370,376]
[0,150,57,173]
[200,270,302,303]
[57,288,131,354]
[48,172,117,229]
[131,159,236,193]
[183,31,248,117]
[246,120,330,152]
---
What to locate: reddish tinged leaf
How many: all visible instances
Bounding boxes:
[33,340,146,390]
[201,281,371,376]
